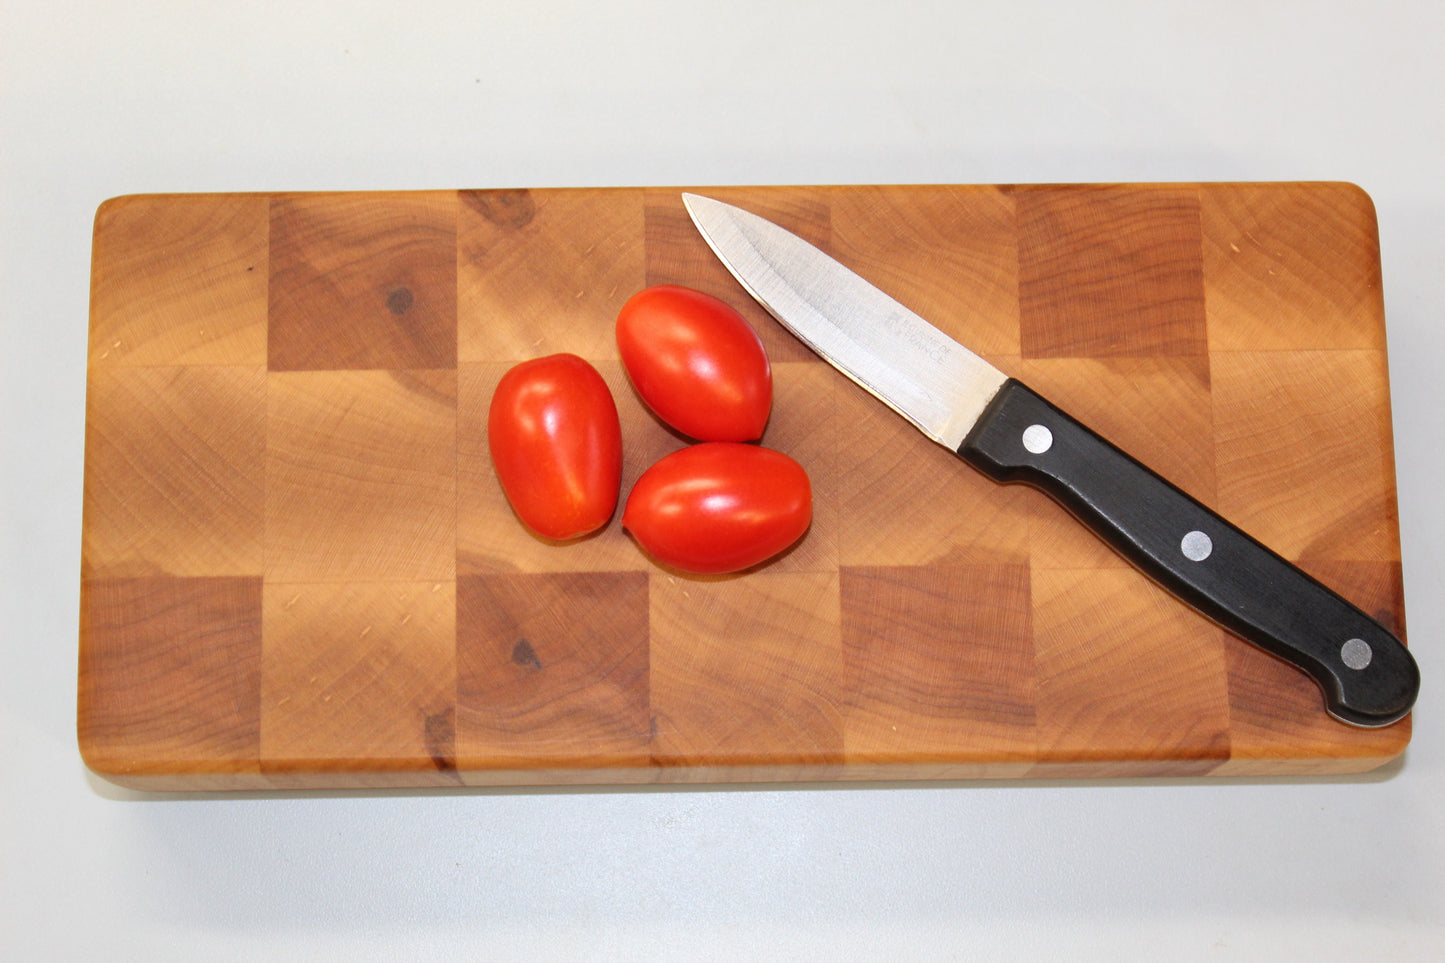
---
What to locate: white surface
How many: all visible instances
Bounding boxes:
[3,1,1443,958]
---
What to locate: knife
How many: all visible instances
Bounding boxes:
[682,192,1419,728]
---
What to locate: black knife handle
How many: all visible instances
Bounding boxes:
[958,379,1419,728]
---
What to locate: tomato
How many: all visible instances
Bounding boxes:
[488,353,622,540]
[623,443,811,574]
[615,285,772,442]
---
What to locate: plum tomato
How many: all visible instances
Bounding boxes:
[622,443,811,574]
[488,353,622,540]
[615,285,772,442]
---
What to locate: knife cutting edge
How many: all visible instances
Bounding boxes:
[682,192,1419,728]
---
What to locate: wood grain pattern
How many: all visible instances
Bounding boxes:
[269,192,457,371]
[83,365,266,578]
[456,571,651,776]
[260,581,458,787]
[78,577,268,790]
[652,572,845,778]
[89,193,269,367]
[840,565,1037,774]
[79,183,1412,790]
[1018,185,1208,358]
[1029,567,1232,777]
[265,369,457,581]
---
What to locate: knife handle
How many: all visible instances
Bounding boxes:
[958,379,1419,728]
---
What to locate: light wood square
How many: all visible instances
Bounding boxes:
[1212,350,1399,562]
[458,188,646,364]
[260,581,457,784]
[83,365,265,577]
[266,369,457,581]
[89,193,268,367]
[1202,183,1387,352]
[1029,567,1231,776]
[650,572,844,773]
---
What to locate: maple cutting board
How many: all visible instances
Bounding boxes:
[78,183,1411,791]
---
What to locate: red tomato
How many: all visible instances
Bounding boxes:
[623,443,811,574]
[489,354,622,540]
[615,285,772,442]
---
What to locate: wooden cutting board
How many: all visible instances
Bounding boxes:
[78,183,1411,790]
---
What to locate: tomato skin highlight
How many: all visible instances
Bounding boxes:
[615,285,772,442]
[623,443,811,574]
[488,354,623,540]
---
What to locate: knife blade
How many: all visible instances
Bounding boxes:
[682,192,1419,728]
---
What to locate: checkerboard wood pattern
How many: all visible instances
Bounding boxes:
[78,184,1411,790]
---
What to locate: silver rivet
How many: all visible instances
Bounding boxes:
[1181,530,1212,561]
[1022,424,1053,454]
[1341,638,1373,670]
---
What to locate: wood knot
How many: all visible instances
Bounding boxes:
[511,637,542,671]
[386,287,415,315]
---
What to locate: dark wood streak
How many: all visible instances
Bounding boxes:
[422,707,457,772]
[461,189,536,230]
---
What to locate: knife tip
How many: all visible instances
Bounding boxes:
[682,192,734,230]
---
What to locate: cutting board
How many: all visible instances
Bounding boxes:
[78,183,1411,791]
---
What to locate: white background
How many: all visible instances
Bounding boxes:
[4,1,1443,958]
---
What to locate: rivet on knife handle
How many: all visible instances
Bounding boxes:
[961,379,1419,728]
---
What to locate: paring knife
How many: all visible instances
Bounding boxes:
[682,192,1419,728]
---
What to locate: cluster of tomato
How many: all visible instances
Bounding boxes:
[488,285,812,574]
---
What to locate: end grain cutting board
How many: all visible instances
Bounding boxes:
[78,183,1411,790]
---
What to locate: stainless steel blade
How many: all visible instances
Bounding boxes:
[682,193,1008,449]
